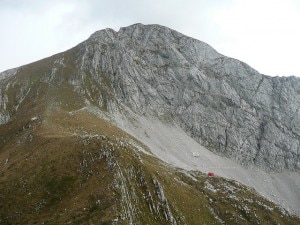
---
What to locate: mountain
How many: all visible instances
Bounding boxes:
[0,23,299,224]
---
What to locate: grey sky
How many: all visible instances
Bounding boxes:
[0,0,299,76]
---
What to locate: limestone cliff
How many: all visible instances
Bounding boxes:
[78,23,300,172]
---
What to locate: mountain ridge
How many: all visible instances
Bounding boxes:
[0,23,300,221]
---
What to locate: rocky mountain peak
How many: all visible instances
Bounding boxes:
[89,27,117,41]
[87,23,221,62]
[76,24,300,172]
[1,24,300,173]
[1,24,300,221]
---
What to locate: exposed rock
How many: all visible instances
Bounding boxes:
[77,23,300,172]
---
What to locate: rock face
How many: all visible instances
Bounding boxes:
[78,23,300,172]
[1,23,300,172]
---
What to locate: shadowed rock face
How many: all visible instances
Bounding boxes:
[1,23,300,172]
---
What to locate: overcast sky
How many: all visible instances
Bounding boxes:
[0,0,299,76]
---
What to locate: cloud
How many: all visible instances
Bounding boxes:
[211,0,300,75]
[0,0,299,76]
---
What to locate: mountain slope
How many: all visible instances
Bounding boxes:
[1,23,299,172]
[1,106,299,224]
[0,23,300,222]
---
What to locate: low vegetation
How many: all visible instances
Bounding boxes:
[1,105,299,225]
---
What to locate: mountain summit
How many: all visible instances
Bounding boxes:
[0,23,300,224]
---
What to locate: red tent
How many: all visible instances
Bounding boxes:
[208,172,215,177]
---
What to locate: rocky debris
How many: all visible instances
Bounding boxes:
[31,116,38,121]
[0,75,31,125]
[152,177,177,224]
[204,181,218,193]
[0,67,18,81]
